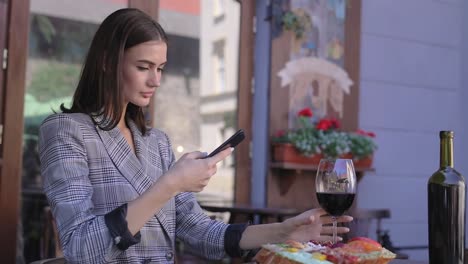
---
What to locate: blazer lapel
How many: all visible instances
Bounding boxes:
[127,121,149,177]
[127,121,175,241]
[107,120,174,240]
[95,123,153,195]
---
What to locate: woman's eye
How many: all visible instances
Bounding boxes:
[137,66,149,71]
[157,68,164,72]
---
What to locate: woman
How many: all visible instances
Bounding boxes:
[39,8,352,263]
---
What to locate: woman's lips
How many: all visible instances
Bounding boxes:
[141,92,153,97]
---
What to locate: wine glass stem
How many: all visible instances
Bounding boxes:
[332,216,337,244]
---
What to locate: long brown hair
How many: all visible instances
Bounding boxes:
[61,8,168,135]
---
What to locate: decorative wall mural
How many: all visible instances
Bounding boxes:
[274,0,352,129]
[277,57,353,127]
[287,0,346,63]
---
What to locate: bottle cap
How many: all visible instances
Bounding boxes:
[439,131,454,139]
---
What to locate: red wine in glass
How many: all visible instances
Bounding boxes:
[316,159,357,244]
[316,192,355,217]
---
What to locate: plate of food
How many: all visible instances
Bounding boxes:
[253,237,396,264]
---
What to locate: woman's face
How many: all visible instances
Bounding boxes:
[121,40,167,107]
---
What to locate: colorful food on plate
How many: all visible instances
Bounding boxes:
[254,237,396,264]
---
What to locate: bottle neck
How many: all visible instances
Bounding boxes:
[440,137,454,168]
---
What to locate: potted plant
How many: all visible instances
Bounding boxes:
[318,130,350,159]
[348,130,377,168]
[271,107,377,167]
[272,108,323,164]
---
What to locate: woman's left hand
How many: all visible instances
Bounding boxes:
[280,208,353,243]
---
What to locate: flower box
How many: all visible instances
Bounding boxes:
[273,143,323,164]
[273,144,373,169]
[353,156,373,169]
[339,153,373,169]
[339,153,353,159]
[271,107,377,169]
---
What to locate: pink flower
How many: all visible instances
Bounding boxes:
[297,108,313,117]
[356,129,366,135]
[316,119,332,130]
[329,118,340,129]
[356,129,376,138]
[275,129,286,137]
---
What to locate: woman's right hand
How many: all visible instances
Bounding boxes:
[160,147,233,194]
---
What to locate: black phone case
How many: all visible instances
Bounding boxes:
[205,129,245,158]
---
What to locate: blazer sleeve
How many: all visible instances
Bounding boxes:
[174,192,229,260]
[159,133,229,260]
[39,115,120,263]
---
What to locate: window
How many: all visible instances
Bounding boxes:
[213,39,226,93]
[213,0,224,18]
[154,0,240,204]
[22,1,126,261]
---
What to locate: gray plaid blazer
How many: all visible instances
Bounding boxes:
[39,113,228,263]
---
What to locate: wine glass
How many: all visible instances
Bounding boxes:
[316,158,357,244]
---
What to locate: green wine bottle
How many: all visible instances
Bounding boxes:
[428,131,465,264]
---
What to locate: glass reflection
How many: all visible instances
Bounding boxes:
[21,1,124,262]
[154,0,240,205]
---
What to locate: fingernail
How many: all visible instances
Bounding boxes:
[230,147,234,152]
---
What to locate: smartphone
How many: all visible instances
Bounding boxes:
[204,129,245,158]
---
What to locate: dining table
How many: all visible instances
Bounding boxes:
[198,201,304,224]
[244,260,427,264]
[390,260,427,264]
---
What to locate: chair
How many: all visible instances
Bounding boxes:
[29,257,66,264]
[29,207,65,264]
[347,208,390,239]
[346,208,409,259]
[40,206,63,259]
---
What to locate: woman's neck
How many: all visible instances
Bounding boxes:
[118,104,128,130]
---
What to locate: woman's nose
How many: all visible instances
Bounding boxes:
[147,70,160,87]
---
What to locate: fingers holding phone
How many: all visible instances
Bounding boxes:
[163,148,233,193]
[203,129,244,166]
[164,151,217,193]
[205,147,233,164]
[162,130,245,193]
